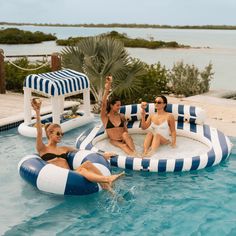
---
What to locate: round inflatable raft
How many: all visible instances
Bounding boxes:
[76,103,232,172]
[18,150,111,195]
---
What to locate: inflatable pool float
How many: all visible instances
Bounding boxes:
[76,103,232,172]
[18,69,94,138]
[18,150,111,195]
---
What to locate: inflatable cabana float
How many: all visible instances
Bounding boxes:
[18,150,112,195]
[76,103,233,173]
[18,69,94,137]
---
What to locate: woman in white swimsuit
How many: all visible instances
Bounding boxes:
[140,95,176,157]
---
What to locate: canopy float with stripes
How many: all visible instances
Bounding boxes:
[18,69,93,137]
[23,69,90,97]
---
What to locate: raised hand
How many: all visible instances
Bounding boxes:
[105,75,112,91]
[31,98,42,113]
[106,75,112,83]
[140,102,147,116]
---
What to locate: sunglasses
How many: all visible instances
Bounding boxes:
[53,131,64,137]
[155,101,164,104]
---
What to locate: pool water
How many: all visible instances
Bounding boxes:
[0,121,236,236]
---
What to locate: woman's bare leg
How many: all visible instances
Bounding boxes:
[146,134,170,157]
[110,140,135,156]
[122,132,135,152]
[77,161,103,176]
[76,161,125,189]
[143,132,153,155]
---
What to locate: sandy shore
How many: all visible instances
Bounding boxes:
[0,91,236,137]
[167,92,236,137]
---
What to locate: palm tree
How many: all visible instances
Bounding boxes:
[61,36,146,111]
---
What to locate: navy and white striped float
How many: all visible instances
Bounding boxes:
[18,150,111,195]
[24,68,89,96]
[18,69,94,137]
[76,103,232,173]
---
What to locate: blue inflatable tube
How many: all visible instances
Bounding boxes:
[18,150,111,195]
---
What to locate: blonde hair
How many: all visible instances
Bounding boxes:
[44,123,61,139]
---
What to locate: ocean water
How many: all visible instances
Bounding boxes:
[0,25,236,90]
[0,122,236,236]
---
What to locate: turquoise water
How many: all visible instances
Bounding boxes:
[0,122,236,236]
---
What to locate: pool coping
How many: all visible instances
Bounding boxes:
[1,91,236,136]
[0,101,81,132]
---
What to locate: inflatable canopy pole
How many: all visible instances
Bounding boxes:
[58,96,64,115]
[83,88,90,116]
[51,96,60,124]
[23,87,32,125]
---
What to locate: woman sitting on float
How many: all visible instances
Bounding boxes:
[31,98,124,191]
[140,95,177,157]
[101,75,137,156]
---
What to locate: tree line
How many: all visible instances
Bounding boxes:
[1,22,236,30]
[56,31,189,49]
[0,28,56,44]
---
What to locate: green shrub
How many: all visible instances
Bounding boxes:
[5,56,214,101]
[168,62,214,96]
[5,58,51,92]
[119,62,170,104]
[0,28,56,44]
[57,31,187,49]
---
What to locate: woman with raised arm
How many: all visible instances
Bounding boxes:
[140,95,176,157]
[100,75,137,156]
[31,98,124,191]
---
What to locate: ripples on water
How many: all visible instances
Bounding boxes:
[1,128,236,235]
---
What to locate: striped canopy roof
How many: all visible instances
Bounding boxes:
[24,69,89,97]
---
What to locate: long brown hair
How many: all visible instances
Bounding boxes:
[106,96,121,113]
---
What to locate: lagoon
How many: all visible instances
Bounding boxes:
[1,25,236,90]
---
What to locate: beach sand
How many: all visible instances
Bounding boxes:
[167,92,236,137]
[0,91,236,137]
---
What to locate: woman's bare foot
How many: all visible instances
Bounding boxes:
[100,182,112,190]
[134,152,143,158]
[108,171,125,185]
[99,172,125,192]
[99,172,124,194]
[128,150,142,158]
[164,140,171,145]
[100,183,116,196]
[142,150,155,158]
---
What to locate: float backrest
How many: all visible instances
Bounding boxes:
[119,103,206,125]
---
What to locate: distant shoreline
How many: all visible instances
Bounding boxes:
[1,22,236,30]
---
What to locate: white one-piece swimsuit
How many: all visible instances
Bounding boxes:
[149,120,170,140]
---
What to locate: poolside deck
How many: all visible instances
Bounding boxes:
[0,91,236,136]
[167,91,236,137]
[0,91,80,128]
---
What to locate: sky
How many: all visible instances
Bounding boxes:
[0,0,236,25]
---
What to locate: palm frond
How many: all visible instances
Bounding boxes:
[61,36,146,105]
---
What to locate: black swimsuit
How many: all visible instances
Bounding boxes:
[106,115,125,129]
[41,153,68,162]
